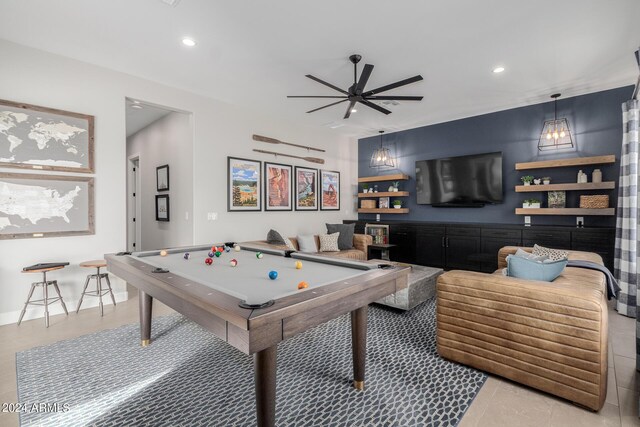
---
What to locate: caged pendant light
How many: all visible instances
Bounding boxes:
[538,93,574,151]
[370,130,395,168]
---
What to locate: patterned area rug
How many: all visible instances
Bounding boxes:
[16,298,486,426]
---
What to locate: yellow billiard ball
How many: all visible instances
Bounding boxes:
[295,261,303,270]
[160,250,168,257]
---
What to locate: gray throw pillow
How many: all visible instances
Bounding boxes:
[326,223,355,250]
[266,229,286,245]
[297,235,318,253]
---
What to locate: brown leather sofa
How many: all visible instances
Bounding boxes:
[244,234,372,261]
[436,246,608,411]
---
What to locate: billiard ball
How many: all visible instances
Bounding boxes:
[256,252,263,259]
[234,245,241,252]
[208,251,215,258]
[205,257,213,265]
[184,253,190,260]
[217,246,225,253]
[215,251,221,258]
[295,261,303,270]
[297,281,309,290]
[225,246,231,253]
[268,270,278,280]
[160,250,168,257]
[230,259,238,267]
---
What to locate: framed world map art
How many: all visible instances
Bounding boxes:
[0,99,94,173]
[0,172,94,239]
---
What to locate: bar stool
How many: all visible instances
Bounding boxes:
[18,265,69,327]
[76,260,116,316]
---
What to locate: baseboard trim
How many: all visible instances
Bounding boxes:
[0,291,129,326]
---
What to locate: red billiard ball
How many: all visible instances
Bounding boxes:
[205,257,213,265]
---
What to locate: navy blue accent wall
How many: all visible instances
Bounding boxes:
[358,86,634,227]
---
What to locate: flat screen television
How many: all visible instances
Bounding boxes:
[415,152,503,207]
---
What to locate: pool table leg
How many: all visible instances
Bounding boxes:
[139,290,153,347]
[254,345,277,427]
[351,305,368,391]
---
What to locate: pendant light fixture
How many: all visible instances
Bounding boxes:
[538,93,574,151]
[370,130,395,168]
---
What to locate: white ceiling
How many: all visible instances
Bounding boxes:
[1,0,639,138]
[125,99,173,137]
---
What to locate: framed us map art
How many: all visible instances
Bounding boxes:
[0,172,94,239]
[0,99,95,173]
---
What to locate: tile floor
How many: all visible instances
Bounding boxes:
[0,298,637,427]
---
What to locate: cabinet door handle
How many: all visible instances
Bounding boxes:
[441,236,445,247]
[446,237,449,248]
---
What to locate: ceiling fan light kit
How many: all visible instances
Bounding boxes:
[288,54,423,119]
[538,93,574,151]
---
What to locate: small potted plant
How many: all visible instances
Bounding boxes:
[542,177,551,185]
[522,198,541,209]
[521,175,534,186]
[362,184,369,194]
[392,200,403,209]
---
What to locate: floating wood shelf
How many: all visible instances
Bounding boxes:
[358,174,409,183]
[515,182,616,192]
[515,208,615,216]
[515,155,615,171]
[358,208,409,214]
[358,191,409,198]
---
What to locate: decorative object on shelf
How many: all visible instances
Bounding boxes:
[156,164,169,192]
[577,170,588,183]
[379,197,390,209]
[538,93,574,151]
[264,162,292,211]
[155,194,170,221]
[0,172,94,239]
[392,200,403,209]
[374,185,379,193]
[542,177,551,185]
[287,54,423,119]
[392,181,400,192]
[370,130,396,168]
[592,169,602,183]
[0,98,95,173]
[360,199,376,209]
[227,157,261,212]
[320,170,340,210]
[548,191,566,208]
[580,195,609,209]
[252,134,325,152]
[252,148,324,164]
[522,199,541,209]
[294,166,318,210]
[533,178,541,185]
[521,175,534,186]
[362,184,369,193]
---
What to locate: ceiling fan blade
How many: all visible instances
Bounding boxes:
[287,96,348,98]
[366,95,424,101]
[355,64,374,94]
[360,100,392,115]
[363,75,423,96]
[343,100,357,119]
[306,99,348,114]
[305,75,349,95]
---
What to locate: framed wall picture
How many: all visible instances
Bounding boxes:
[548,191,566,208]
[264,162,292,211]
[156,164,169,192]
[379,197,390,209]
[320,170,340,210]
[0,98,94,173]
[228,157,261,211]
[295,166,318,211]
[0,172,94,239]
[155,194,170,221]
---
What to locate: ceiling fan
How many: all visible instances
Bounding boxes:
[288,54,423,119]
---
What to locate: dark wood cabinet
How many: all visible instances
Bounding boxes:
[389,225,416,264]
[572,229,616,271]
[523,229,571,250]
[445,234,482,270]
[415,226,445,268]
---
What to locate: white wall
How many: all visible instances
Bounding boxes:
[127,112,194,251]
[0,40,358,325]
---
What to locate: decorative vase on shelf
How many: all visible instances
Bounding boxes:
[393,205,401,209]
[542,178,551,185]
[524,182,530,186]
[388,185,395,192]
[593,169,602,183]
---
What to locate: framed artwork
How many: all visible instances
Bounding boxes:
[228,157,261,211]
[295,166,318,211]
[320,170,340,210]
[156,164,169,192]
[548,191,566,208]
[0,172,94,239]
[379,197,390,209]
[264,162,292,211]
[0,98,94,173]
[155,194,170,221]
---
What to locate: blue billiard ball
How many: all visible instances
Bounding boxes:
[225,246,231,253]
[208,251,215,258]
[184,253,190,260]
[268,270,278,280]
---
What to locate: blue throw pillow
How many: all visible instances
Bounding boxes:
[506,255,567,282]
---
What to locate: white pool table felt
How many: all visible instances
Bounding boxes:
[132,248,375,305]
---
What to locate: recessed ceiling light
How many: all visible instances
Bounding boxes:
[351,108,357,113]
[493,66,505,74]
[182,37,196,47]
[130,104,143,109]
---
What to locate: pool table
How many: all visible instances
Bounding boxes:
[106,244,409,427]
